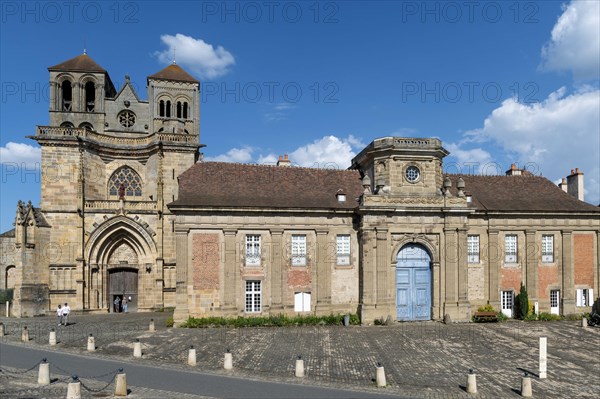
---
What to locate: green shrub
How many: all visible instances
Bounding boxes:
[477,304,496,312]
[516,283,530,320]
[537,312,563,321]
[180,313,360,328]
[165,317,174,327]
[496,311,508,322]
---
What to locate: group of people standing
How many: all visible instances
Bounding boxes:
[56,303,70,326]
[113,296,129,313]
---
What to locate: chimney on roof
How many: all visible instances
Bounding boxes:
[566,168,584,201]
[558,178,568,193]
[505,163,522,176]
[277,154,291,167]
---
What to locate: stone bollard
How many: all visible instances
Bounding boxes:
[539,337,547,379]
[466,368,477,394]
[0,322,5,337]
[149,318,155,332]
[37,358,50,386]
[133,339,142,358]
[87,334,96,352]
[224,349,233,370]
[582,317,588,328]
[295,355,304,378]
[21,326,29,342]
[188,345,197,366]
[66,375,82,399]
[114,368,127,397]
[376,362,386,387]
[521,373,532,397]
[49,329,57,346]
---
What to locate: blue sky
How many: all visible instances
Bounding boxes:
[1,0,599,232]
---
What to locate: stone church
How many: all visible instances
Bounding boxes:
[1,53,599,324]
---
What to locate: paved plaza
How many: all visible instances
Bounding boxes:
[1,312,599,398]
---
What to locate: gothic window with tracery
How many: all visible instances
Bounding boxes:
[118,110,136,127]
[108,167,143,197]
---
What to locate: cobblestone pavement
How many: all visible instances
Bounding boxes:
[1,312,599,398]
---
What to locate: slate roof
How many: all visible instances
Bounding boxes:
[449,174,600,213]
[170,162,363,210]
[48,53,106,73]
[148,64,199,83]
[0,228,15,238]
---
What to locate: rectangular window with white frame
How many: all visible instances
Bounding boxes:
[467,235,480,263]
[505,235,517,263]
[336,234,351,265]
[245,280,261,312]
[294,292,311,312]
[291,235,307,266]
[576,288,594,307]
[550,289,560,315]
[541,235,554,263]
[245,235,261,266]
[501,290,514,318]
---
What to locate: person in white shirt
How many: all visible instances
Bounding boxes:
[57,304,63,326]
[62,303,71,326]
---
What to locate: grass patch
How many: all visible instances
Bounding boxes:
[180,313,360,328]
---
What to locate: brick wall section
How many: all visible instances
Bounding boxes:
[288,267,311,289]
[574,234,594,286]
[538,266,559,300]
[192,234,220,290]
[501,267,521,292]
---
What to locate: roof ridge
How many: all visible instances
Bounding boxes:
[199,161,357,173]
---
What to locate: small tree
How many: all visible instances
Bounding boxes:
[516,283,529,320]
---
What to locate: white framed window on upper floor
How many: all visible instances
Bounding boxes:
[505,235,517,263]
[245,235,261,266]
[336,234,351,265]
[467,235,480,263]
[291,235,307,266]
[245,280,261,313]
[294,292,311,312]
[576,288,594,307]
[541,235,554,263]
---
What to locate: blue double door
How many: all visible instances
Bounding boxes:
[396,244,432,321]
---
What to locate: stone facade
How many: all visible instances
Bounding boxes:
[2,54,599,323]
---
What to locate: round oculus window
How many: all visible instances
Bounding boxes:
[119,110,136,127]
[405,166,420,183]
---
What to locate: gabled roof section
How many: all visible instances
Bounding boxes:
[170,162,363,210]
[148,63,199,83]
[448,174,600,213]
[111,77,145,103]
[48,53,106,73]
[0,228,15,238]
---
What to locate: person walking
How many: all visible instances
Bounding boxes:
[122,297,128,313]
[62,303,70,326]
[56,304,63,326]
[114,296,121,313]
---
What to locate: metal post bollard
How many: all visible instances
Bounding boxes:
[521,372,532,397]
[188,345,197,366]
[115,368,127,396]
[133,338,142,358]
[37,358,50,386]
[224,349,233,370]
[295,355,304,378]
[21,326,29,342]
[66,375,81,399]
[87,333,95,352]
[466,368,477,394]
[376,362,386,387]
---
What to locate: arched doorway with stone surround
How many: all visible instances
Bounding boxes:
[85,216,157,312]
[396,243,432,321]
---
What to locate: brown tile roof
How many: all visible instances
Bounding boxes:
[48,54,106,73]
[449,174,600,213]
[148,64,199,83]
[170,162,363,210]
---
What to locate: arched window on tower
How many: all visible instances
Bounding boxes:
[166,100,171,118]
[79,122,94,131]
[60,122,74,128]
[61,81,72,111]
[176,101,182,118]
[159,100,165,117]
[183,102,188,119]
[85,81,95,112]
[108,166,143,198]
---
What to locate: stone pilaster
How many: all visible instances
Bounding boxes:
[223,229,238,311]
[525,230,538,302]
[375,228,389,310]
[457,228,471,319]
[487,229,500,309]
[315,230,330,312]
[443,227,459,318]
[561,230,575,315]
[358,229,377,322]
[173,230,189,324]
[269,230,283,310]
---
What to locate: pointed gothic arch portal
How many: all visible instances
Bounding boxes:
[396,243,432,321]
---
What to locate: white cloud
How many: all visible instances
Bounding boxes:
[445,144,494,175]
[203,146,253,163]
[256,153,278,165]
[540,0,600,79]
[154,34,235,79]
[0,142,41,166]
[465,88,600,204]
